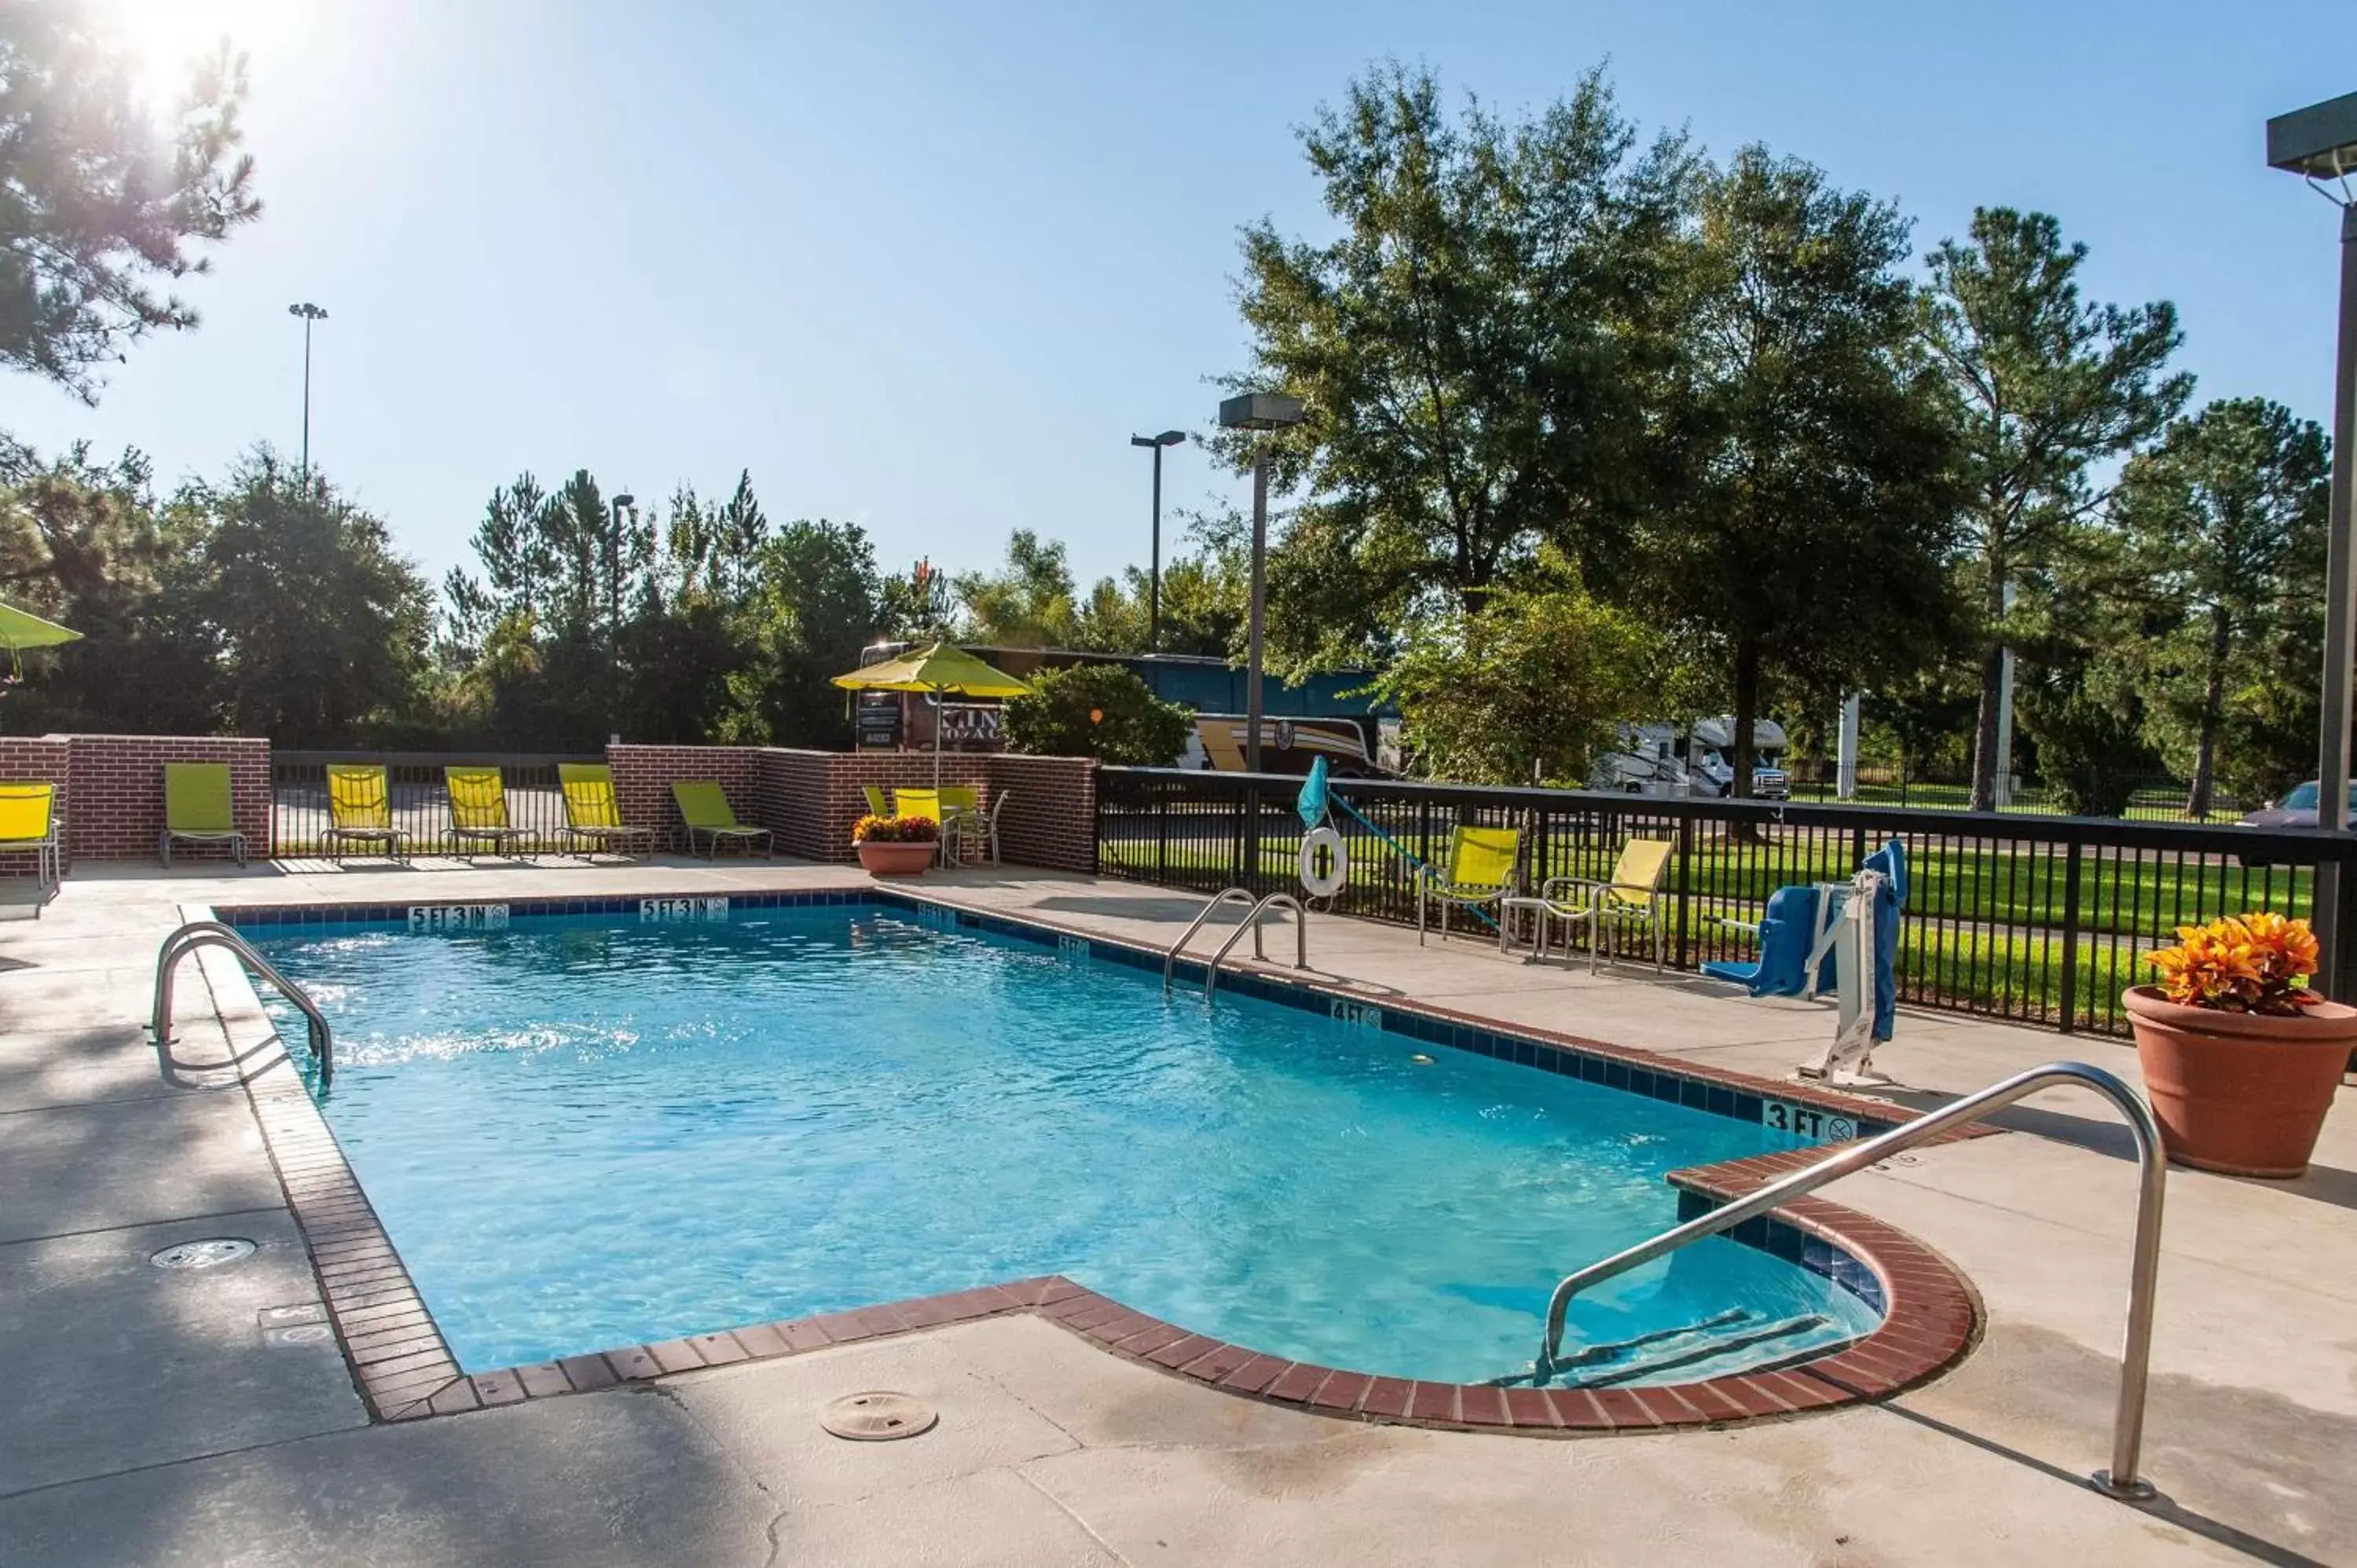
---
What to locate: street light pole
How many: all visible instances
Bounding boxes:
[1130,430,1186,654]
[2268,91,2357,991]
[608,493,636,730]
[1217,394,1305,775]
[287,303,328,482]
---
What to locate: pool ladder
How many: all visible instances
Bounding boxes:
[1162,887,1308,999]
[151,920,335,1087]
[1524,1060,2166,1502]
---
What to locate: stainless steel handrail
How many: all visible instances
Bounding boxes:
[1535,1061,2165,1502]
[1204,893,1308,999]
[1162,888,1259,990]
[152,920,335,1087]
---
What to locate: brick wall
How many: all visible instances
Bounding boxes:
[0,735,269,865]
[985,753,1098,874]
[605,744,761,852]
[0,735,71,875]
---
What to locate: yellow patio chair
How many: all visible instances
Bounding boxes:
[559,764,654,859]
[1417,825,1521,943]
[159,761,246,866]
[935,785,979,863]
[325,764,404,862]
[445,766,527,859]
[672,780,772,858]
[1542,836,1675,973]
[0,781,62,908]
[892,788,941,822]
[863,784,891,817]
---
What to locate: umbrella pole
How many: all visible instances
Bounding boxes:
[933,691,943,792]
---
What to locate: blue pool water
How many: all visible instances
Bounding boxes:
[250,905,1880,1383]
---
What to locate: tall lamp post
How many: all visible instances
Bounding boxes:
[2268,90,2357,991]
[607,493,636,730]
[287,302,328,482]
[1129,430,1187,653]
[1216,392,1305,774]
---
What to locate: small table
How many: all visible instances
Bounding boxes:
[1498,894,1587,963]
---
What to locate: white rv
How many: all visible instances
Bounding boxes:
[1593,718,1791,799]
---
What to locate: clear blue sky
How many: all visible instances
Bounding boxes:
[2,1,2348,596]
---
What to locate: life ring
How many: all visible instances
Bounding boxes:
[1299,826,1348,899]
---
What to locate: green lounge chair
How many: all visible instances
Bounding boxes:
[160,762,246,866]
[672,781,772,859]
[1417,825,1520,944]
[324,764,405,861]
[445,766,527,859]
[559,764,654,859]
[863,784,891,816]
[0,782,62,908]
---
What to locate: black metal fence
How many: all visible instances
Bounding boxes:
[270,751,602,858]
[1094,767,2357,1039]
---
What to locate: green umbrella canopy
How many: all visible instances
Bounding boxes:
[830,641,1030,698]
[832,641,1032,793]
[0,601,80,652]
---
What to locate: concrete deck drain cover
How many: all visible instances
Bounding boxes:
[149,1238,257,1269]
[819,1391,938,1441]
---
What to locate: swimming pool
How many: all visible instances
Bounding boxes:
[243,896,1884,1387]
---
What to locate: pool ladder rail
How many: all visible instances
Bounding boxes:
[151,920,335,1088]
[1162,887,1309,998]
[1520,1060,2165,1504]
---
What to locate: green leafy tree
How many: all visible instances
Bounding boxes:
[2110,397,2330,815]
[1919,208,2191,811]
[0,4,261,400]
[1003,663,1191,764]
[189,451,431,745]
[0,434,216,731]
[953,529,1080,647]
[1366,574,1673,786]
[1639,147,1963,799]
[1224,64,1695,667]
[717,518,884,746]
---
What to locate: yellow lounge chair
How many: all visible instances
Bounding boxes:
[0,781,62,908]
[445,766,526,859]
[559,764,653,859]
[1418,825,1520,943]
[672,780,772,858]
[159,761,246,866]
[324,764,404,861]
[1542,836,1675,973]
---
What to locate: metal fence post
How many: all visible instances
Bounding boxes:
[1674,813,1694,970]
[1241,781,1262,894]
[2058,838,2084,1034]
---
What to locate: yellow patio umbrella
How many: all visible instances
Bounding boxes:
[831,641,1031,789]
[0,600,80,701]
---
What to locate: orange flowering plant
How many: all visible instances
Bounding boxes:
[852,812,940,844]
[2146,912,2322,1014]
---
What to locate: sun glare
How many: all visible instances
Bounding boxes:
[90,0,301,109]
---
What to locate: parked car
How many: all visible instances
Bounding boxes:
[2240,781,2357,830]
[2238,781,2355,866]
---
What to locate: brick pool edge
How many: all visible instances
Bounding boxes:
[193,890,1985,1431]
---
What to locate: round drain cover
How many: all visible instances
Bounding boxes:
[819,1391,938,1442]
[149,1238,257,1270]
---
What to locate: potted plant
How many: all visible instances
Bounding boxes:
[852,813,939,876]
[2126,912,2355,1177]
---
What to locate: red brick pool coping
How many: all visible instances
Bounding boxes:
[192,888,1986,1431]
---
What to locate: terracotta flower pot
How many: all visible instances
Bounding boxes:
[2123,985,2355,1178]
[855,839,936,876]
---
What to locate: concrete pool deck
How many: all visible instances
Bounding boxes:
[1,857,2351,1565]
